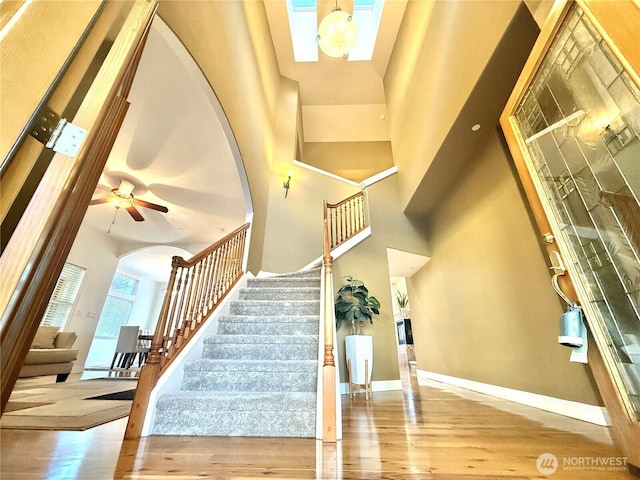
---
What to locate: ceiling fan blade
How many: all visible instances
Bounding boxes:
[126,206,145,222]
[134,198,168,213]
[89,197,110,205]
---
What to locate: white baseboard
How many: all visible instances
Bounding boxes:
[339,379,402,395]
[417,370,611,427]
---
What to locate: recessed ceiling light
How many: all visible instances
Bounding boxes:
[471,124,481,131]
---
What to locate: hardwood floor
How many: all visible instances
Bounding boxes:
[1,366,635,479]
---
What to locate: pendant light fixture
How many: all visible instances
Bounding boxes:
[317,0,358,58]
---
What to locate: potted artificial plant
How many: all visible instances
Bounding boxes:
[395,291,409,319]
[335,276,381,335]
[335,276,381,389]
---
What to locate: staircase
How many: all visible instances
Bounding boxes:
[152,269,321,437]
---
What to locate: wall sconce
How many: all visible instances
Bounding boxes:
[283,170,294,198]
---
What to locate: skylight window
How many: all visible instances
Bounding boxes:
[349,0,384,61]
[354,0,376,8]
[287,0,319,62]
[291,0,316,11]
[286,0,383,62]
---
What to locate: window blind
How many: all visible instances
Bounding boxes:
[40,262,86,329]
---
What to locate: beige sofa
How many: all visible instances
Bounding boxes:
[19,326,79,382]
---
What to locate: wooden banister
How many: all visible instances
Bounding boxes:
[320,191,368,442]
[125,222,249,439]
[324,191,368,250]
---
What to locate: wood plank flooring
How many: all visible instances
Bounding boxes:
[1,366,635,479]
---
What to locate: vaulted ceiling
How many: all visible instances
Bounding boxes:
[82,0,407,250]
[80,1,541,279]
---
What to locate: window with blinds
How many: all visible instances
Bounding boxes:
[40,262,86,330]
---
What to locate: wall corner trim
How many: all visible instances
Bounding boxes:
[417,369,611,427]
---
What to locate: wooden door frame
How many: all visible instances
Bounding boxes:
[0,0,158,413]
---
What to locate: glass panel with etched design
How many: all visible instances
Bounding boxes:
[514,5,640,418]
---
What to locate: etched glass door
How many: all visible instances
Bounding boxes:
[512,4,640,418]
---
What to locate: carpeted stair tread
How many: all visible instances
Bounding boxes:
[218,314,319,323]
[152,268,320,438]
[156,391,316,411]
[247,278,320,288]
[274,268,321,277]
[229,299,320,316]
[217,316,318,335]
[239,287,320,300]
[184,359,317,372]
[218,314,318,328]
[182,360,318,392]
[203,344,317,361]
[153,392,316,437]
[204,334,318,345]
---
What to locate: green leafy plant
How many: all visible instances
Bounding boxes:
[335,276,381,335]
[395,291,409,309]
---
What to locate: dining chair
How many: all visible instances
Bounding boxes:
[110,325,141,370]
[134,330,151,367]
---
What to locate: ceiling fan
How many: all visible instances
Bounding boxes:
[90,179,168,222]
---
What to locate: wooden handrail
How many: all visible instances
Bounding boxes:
[324,191,368,250]
[125,222,249,439]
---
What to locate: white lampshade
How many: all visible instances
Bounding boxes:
[118,179,135,196]
[317,7,358,58]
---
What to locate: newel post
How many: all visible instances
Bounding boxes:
[322,212,337,442]
[124,257,179,439]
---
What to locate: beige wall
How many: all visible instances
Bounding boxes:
[333,174,431,382]
[382,0,601,403]
[385,0,523,209]
[302,141,394,183]
[406,131,601,405]
[260,77,361,273]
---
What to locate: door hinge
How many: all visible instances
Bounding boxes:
[30,105,87,157]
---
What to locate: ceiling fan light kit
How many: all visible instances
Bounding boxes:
[317,3,358,58]
[108,179,135,209]
[90,178,168,223]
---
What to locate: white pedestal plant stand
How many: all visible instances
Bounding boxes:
[345,335,373,399]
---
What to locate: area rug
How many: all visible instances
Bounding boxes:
[1,377,137,431]
[88,389,135,401]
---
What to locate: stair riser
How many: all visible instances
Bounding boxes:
[181,370,317,392]
[203,343,317,360]
[229,301,319,316]
[153,410,315,437]
[239,288,320,301]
